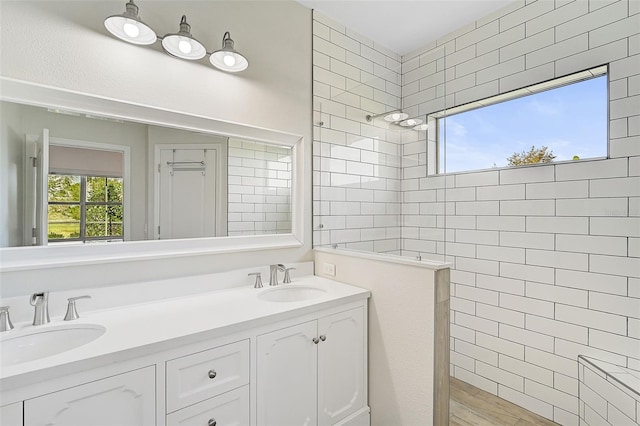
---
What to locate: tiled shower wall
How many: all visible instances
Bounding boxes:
[227,138,291,236]
[400,1,639,424]
[312,11,404,255]
[313,1,639,425]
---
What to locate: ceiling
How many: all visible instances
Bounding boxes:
[297,0,516,56]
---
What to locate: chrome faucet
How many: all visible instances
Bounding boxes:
[269,264,285,286]
[0,306,14,332]
[30,292,50,326]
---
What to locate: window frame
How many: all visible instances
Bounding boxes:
[429,65,608,175]
[48,174,125,243]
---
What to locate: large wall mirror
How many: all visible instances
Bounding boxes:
[0,78,304,270]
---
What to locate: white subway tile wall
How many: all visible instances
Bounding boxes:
[227,139,291,236]
[314,1,640,423]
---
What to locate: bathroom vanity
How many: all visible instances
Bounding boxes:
[0,275,370,426]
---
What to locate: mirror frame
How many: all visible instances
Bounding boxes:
[0,77,305,272]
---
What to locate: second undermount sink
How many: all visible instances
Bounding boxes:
[258,285,327,303]
[0,324,106,367]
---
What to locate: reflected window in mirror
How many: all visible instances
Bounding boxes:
[48,174,124,243]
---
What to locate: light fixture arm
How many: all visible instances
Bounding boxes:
[222,31,232,46]
[366,109,403,122]
[123,0,140,18]
[178,15,190,34]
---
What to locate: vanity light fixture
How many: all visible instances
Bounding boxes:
[365,110,408,123]
[209,32,249,72]
[104,0,157,45]
[104,0,249,72]
[161,15,206,60]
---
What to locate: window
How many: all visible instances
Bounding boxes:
[48,174,124,242]
[431,66,608,174]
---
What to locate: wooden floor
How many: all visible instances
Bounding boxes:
[450,377,559,426]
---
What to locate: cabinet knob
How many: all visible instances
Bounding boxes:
[208,369,217,379]
[319,335,326,342]
[312,337,319,344]
[208,418,217,426]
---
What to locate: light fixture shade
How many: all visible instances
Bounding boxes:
[413,123,428,131]
[399,118,424,127]
[384,112,409,122]
[104,0,157,45]
[210,32,249,72]
[161,15,206,60]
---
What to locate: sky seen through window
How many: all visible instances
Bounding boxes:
[440,75,608,173]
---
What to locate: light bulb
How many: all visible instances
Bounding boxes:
[223,54,236,67]
[123,22,140,38]
[391,113,400,120]
[407,119,416,125]
[178,40,192,54]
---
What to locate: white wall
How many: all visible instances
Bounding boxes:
[0,102,24,247]
[400,1,640,424]
[0,1,312,295]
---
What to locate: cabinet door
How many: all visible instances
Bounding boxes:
[257,320,318,426]
[0,402,23,426]
[25,366,156,426]
[318,307,365,426]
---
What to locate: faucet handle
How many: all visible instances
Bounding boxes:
[283,267,296,284]
[248,272,263,289]
[0,306,14,332]
[64,295,91,321]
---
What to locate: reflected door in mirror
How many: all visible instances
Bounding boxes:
[158,147,217,239]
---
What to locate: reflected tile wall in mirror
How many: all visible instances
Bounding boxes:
[227,138,292,236]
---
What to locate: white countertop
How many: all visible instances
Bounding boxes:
[0,276,369,389]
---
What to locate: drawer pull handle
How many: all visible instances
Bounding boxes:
[312,337,319,344]
[320,335,327,342]
[208,369,217,379]
[208,418,217,426]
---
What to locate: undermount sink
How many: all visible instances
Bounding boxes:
[0,324,106,366]
[258,285,327,303]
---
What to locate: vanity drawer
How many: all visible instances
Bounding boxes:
[166,386,249,426]
[166,339,249,413]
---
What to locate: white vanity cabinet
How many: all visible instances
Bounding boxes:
[1,277,370,426]
[0,402,23,426]
[23,366,156,426]
[257,307,367,426]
